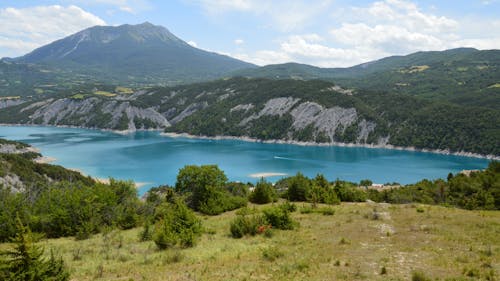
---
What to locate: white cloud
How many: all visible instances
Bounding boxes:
[69,0,151,12]
[119,6,135,13]
[234,39,244,45]
[236,0,500,67]
[189,0,332,32]
[0,5,105,57]
[234,34,377,67]
[233,50,291,66]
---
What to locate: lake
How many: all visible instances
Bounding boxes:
[0,126,491,195]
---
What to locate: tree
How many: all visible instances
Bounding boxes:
[0,216,69,281]
[175,165,228,210]
[286,172,311,202]
[174,165,246,214]
[250,178,277,204]
[153,199,202,250]
[359,179,373,187]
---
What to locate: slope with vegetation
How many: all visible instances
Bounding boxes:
[5,22,254,88]
[234,48,500,109]
[0,139,499,280]
[1,77,498,156]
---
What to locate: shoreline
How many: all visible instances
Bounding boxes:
[1,124,498,160]
[161,132,500,161]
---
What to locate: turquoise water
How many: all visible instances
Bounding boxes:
[0,126,491,195]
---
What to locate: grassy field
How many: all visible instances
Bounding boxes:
[94,90,117,97]
[3,202,499,281]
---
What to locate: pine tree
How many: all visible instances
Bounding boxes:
[0,216,69,281]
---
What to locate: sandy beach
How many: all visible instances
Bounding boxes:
[248,172,288,178]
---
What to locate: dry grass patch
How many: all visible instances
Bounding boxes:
[2,203,497,280]
[94,90,117,97]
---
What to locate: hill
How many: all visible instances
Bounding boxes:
[0,139,498,280]
[8,22,255,86]
[234,48,500,109]
[0,78,498,156]
[1,201,499,281]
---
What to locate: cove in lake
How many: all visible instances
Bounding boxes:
[0,126,490,195]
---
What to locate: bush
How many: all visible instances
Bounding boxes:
[175,165,247,215]
[198,188,247,215]
[286,172,311,201]
[280,201,297,212]
[0,217,70,281]
[153,200,202,249]
[263,204,296,230]
[261,246,284,261]
[139,221,153,242]
[250,178,277,204]
[229,214,266,238]
[411,270,431,281]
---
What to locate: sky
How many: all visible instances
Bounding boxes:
[0,0,499,67]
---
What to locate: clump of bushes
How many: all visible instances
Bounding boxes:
[230,203,297,238]
[0,217,70,281]
[262,204,296,230]
[411,270,431,281]
[230,214,267,238]
[175,165,247,215]
[153,199,202,249]
[261,246,284,261]
[249,178,278,204]
[300,205,335,215]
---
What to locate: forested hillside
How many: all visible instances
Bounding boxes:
[234,48,500,109]
[0,78,498,156]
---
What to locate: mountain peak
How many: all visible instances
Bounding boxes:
[12,22,255,84]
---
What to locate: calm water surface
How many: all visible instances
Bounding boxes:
[0,126,490,195]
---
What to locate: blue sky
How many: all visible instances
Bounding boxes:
[1,0,499,67]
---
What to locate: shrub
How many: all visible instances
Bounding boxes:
[261,246,284,261]
[280,201,297,212]
[229,214,266,238]
[0,217,70,281]
[250,178,277,204]
[263,204,296,230]
[175,165,247,215]
[380,266,387,275]
[153,200,202,249]
[300,205,335,215]
[411,270,431,281]
[139,221,153,242]
[286,172,311,201]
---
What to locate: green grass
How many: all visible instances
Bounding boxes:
[115,86,134,94]
[70,94,86,99]
[0,96,20,100]
[1,202,499,280]
[94,90,117,97]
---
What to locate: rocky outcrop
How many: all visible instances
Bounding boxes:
[21,97,170,131]
[240,97,300,125]
[230,104,254,112]
[0,174,25,193]
[170,102,208,124]
[290,102,358,140]
[0,99,24,109]
[356,119,376,143]
[125,106,170,130]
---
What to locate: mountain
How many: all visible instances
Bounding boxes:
[234,48,500,108]
[12,22,255,85]
[1,78,498,156]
